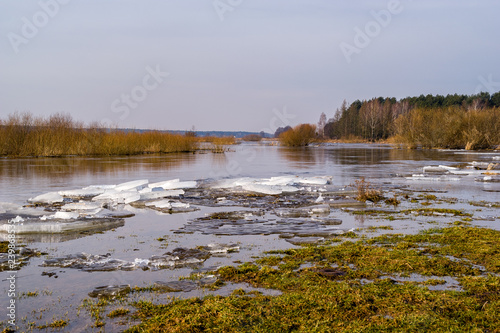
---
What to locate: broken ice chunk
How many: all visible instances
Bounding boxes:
[475,175,500,183]
[139,189,184,201]
[114,179,149,191]
[170,202,190,208]
[296,176,332,185]
[153,280,197,292]
[405,174,461,181]
[148,179,197,190]
[88,285,131,298]
[242,183,299,195]
[471,161,490,170]
[423,166,449,174]
[61,202,102,211]
[286,237,325,245]
[145,200,172,209]
[40,211,80,220]
[133,258,150,269]
[4,218,125,234]
[274,205,330,218]
[201,243,240,254]
[58,187,105,199]
[92,190,141,204]
[258,176,297,186]
[11,216,24,223]
[28,192,64,205]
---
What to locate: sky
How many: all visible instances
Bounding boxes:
[1,0,500,132]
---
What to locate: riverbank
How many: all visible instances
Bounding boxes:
[0,112,241,157]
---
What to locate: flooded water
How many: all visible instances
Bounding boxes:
[1,143,499,332]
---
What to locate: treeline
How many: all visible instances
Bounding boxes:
[0,112,197,157]
[323,92,500,149]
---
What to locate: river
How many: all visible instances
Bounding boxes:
[1,142,499,332]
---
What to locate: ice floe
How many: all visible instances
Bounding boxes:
[1,218,125,234]
[41,244,238,272]
[274,204,330,218]
[475,175,500,183]
[241,183,299,195]
[2,175,341,238]
[139,189,184,201]
[92,190,141,205]
[406,174,461,182]
[40,211,80,220]
[153,276,218,292]
[28,192,64,205]
[61,202,102,211]
[114,179,149,191]
[423,165,457,174]
[210,175,332,195]
[58,188,106,199]
[286,237,325,245]
[177,209,344,237]
[148,179,197,190]
[88,285,131,298]
[471,161,490,170]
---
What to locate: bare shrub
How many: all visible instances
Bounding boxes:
[279,124,317,147]
[242,134,262,142]
[354,178,384,203]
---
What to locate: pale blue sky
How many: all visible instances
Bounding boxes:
[1,0,499,131]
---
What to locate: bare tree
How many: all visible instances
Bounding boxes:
[317,112,327,138]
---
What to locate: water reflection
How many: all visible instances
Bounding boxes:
[323,144,393,166]
[278,147,319,168]
[1,144,497,205]
[0,154,198,180]
[321,144,485,166]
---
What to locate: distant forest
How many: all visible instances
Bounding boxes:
[319,92,500,149]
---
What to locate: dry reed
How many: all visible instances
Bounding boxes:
[0,112,197,157]
[392,107,500,149]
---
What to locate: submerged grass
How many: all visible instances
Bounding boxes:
[126,226,500,332]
